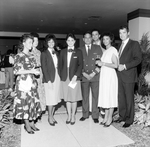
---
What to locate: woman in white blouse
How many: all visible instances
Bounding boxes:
[41,34,61,126]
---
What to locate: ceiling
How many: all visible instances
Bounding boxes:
[0,0,150,37]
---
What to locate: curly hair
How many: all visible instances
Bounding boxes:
[18,34,33,52]
[44,34,57,49]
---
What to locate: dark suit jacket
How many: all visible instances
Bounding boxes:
[117,39,142,83]
[41,49,58,83]
[80,44,103,82]
[58,48,83,81]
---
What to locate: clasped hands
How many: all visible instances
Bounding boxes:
[83,67,100,80]
[118,64,125,71]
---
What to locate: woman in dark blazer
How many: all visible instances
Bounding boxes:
[59,33,83,125]
[41,34,61,126]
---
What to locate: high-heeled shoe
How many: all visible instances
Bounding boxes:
[70,116,76,125]
[103,122,112,127]
[48,119,55,126]
[54,120,58,124]
[70,121,75,125]
[24,126,34,134]
[99,122,105,125]
[31,127,40,131]
[66,120,71,124]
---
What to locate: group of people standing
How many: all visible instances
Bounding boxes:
[13,25,142,134]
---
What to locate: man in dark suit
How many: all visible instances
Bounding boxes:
[80,31,103,123]
[117,25,142,127]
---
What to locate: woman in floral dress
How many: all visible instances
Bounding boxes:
[30,32,46,112]
[13,34,42,134]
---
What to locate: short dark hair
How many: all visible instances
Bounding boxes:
[30,32,39,38]
[44,34,57,49]
[83,31,91,38]
[119,25,129,32]
[91,29,100,34]
[102,32,114,43]
[18,34,33,52]
[66,33,76,41]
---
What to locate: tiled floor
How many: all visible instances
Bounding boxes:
[21,106,134,147]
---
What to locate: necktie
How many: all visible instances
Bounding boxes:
[118,42,124,57]
[68,49,73,52]
[87,45,90,54]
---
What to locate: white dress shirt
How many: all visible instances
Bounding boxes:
[120,38,129,55]
[67,46,74,67]
[85,44,91,55]
[48,48,58,68]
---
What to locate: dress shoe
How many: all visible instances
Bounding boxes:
[31,127,40,131]
[93,119,99,123]
[80,117,88,121]
[123,123,131,128]
[70,121,75,125]
[24,126,34,134]
[66,120,71,124]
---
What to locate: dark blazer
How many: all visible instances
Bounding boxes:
[80,44,103,82]
[41,49,58,83]
[117,39,142,83]
[58,48,83,81]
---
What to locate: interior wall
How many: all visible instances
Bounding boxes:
[129,17,150,41]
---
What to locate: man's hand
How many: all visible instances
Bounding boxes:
[89,72,95,79]
[83,72,91,80]
[118,64,125,71]
[95,67,100,73]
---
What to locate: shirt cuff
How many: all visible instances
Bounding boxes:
[124,64,126,70]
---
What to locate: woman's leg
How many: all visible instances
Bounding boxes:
[66,102,71,122]
[48,105,55,125]
[51,106,57,123]
[71,102,77,123]
[24,119,34,134]
[106,108,114,125]
[30,120,40,131]
[102,108,109,123]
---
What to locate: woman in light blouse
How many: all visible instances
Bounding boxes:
[41,34,61,126]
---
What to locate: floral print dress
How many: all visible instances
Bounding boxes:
[13,52,42,120]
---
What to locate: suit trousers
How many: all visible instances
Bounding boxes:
[118,78,135,124]
[81,81,99,119]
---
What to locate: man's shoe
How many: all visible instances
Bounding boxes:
[122,123,131,128]
[93,119,99,123]
[80,117,87,121]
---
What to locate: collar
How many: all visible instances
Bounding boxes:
[93,40,101,46]
[122,38,129,45]
[68,46,74,50]
[85,44,91,48]
[48,48,55,54]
